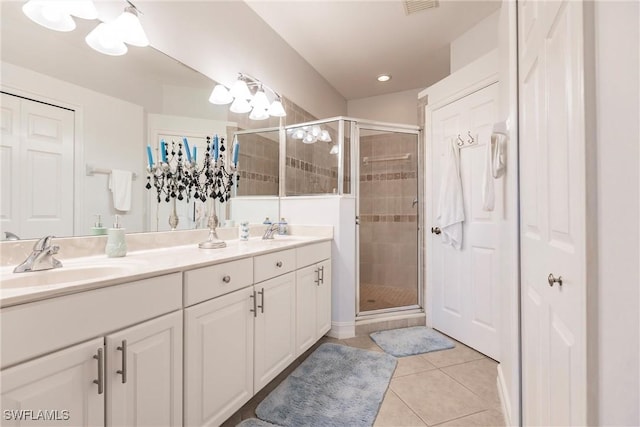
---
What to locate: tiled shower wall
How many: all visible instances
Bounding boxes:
[359,132,418,295]
[234,132,279,196]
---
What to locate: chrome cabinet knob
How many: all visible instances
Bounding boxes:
[431,227,441,235]
[276,261,283,268]
[548,273,563,287]
[222,275,231,283]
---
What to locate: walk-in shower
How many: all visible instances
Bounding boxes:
[232,117,422,317]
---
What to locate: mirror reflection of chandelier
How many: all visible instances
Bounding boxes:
[288,125,332,144]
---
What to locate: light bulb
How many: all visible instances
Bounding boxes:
[113,6,149,47]
[229,97,252,114]
[86,23,127,56]
[230,78,252,100]
[209,85,233,105]
[303,134,317,144]
[292,129,305,140]
[250,89,270,111]
[249,107,269,121]
[320,130,332,142]
[268,99,287,117]
[22,1,76,32]
[330,145,339,154]
[311,125,322,137]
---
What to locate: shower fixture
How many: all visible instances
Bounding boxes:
[209,73,287,120]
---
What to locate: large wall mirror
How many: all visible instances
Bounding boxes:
[0,2,279,240]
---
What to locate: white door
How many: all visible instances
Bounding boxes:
[0,93,74,239]
[106,311,182,427]
[519,0,587,424]
[254,272,296,392]
[429,83,502,360]
[0,338,104,427]
[184,286,254,427]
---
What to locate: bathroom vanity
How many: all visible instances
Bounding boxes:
[0,233,332,426]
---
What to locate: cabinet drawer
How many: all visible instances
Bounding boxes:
[296,241,331,268]
[184,258,254,306]
[254,249,296,283]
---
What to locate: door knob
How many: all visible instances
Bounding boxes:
[548,273,563,287]
[431,227,441,235]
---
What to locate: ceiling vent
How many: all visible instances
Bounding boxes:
[403,0,439,15]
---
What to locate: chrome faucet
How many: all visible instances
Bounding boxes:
[262,223,280,240]
[13,235,63,273]
[4,231,20,241]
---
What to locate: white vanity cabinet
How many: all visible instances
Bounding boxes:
[0,338,105,427]
[0,273,183,427]
[295,242,332,356]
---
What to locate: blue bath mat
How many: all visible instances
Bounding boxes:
[255,343,397,427]
[370,326,455,357]
[236,419,278,427]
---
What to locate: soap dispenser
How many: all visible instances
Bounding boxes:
[105,215,127,257]
[91,214,107,235]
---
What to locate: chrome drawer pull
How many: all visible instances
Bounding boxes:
[319,266,325,284]
[250,291,257,317]
[116,340,127,384]
[548,273,563,287]
[222,275,231,283]
[258,288,265,313]
[314,269,320,286]
[93,348,104,395]
[276,261,283,268]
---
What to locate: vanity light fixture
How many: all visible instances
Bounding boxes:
[209,74,287,120]
[377,74,392,82]
[112,4,149,47]
[85,22,128,56]
[22,0,98,32]
[330,144,339,155]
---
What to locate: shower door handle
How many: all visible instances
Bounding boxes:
[355,216,360,225]
[431,227,441,235]
[412,199,418,208]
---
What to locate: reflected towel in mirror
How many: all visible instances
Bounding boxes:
[108,169,132,212]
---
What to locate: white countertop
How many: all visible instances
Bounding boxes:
[0,235,332,308]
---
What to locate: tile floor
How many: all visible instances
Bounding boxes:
[359,284,418,312]
[223,334,505,427]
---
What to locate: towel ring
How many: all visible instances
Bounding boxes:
[467,131,475,145]
[456,134,465,147]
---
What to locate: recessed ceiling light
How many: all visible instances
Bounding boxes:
[377,74,391,82]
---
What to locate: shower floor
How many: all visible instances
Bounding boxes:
[359,284,418,312]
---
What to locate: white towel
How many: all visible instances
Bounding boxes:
[437,138,465,250]
[108,169,132,212]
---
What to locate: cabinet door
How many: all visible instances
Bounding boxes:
[295,264,319,356]
[254,272,296,392]
[0,338,104,427]
[316,259,332,338]
[106,311,182,427]
[185,286,254,427]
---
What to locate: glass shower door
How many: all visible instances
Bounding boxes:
[357,126,420,315]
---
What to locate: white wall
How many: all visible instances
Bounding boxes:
[347,88,422,126]
[141,1,347,120]
[280,196,357,338]
[450,10,500,73]
[1,62,145,235]
[593,1,640,424]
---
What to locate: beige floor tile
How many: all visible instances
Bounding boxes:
[341,335,384,352]
[421,341,486,368]
[434,409,506,426]
[441,359,501,408]
[393,354,438,377]
[374,390,427,427]
[390,369,490,426]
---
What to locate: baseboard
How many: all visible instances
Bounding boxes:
[328,321,355,339]
[497,364,512,426]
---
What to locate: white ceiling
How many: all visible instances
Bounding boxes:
[245,0,501,100]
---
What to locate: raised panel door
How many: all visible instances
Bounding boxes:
[0,338,104,427]
[184,287,254,427]
[254,272,296,392]
[106,311,182,427]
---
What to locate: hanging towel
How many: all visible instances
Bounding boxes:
[437,138,465,250]
[491,132,507,178]
[108,169,132,212]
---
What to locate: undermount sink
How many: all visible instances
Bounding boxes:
[0,265,132,289]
